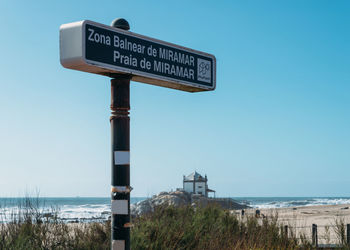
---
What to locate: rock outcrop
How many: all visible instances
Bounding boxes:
[131,191,250,216]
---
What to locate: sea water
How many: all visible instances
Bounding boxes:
[234,197,350,209]
[0,197,144,223]
[0,197,349,223]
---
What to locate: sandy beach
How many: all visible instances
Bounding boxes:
[237,204,350,245]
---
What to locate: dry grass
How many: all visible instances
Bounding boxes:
[0,197,323,249]
[0,197,110,249]
[131,205,311,249]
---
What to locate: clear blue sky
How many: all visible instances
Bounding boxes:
[0,0,349,197]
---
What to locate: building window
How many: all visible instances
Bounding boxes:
[198,186,202,188]
[198,192,202,195]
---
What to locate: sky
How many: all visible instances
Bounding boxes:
[0,0,349,197]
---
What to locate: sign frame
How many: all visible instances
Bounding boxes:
[60,20,216,92]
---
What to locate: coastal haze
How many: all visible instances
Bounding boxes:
[0,1,349,199]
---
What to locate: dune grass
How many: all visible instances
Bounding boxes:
[0,197,320,249]
[0,197,110,249]
[131,205,306,250]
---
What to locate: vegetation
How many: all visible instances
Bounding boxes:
[1,197,341,249]
[0,197,110,249]
[334,216,347,246]
[132,205,305,250]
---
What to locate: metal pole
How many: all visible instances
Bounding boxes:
[110,75,131,250]
[110,18,131,250]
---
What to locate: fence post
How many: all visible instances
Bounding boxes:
[347,224,350,245]
[284,225,288,238]
[312,224,318,247]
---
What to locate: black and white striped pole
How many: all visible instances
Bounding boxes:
[110,18,132,250]
[59,16,216,250]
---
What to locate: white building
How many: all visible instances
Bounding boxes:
[183,171,215,197]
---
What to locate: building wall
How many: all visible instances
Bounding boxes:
[184,182,193,193]
[184,181,208,196]
[195,182,206,195]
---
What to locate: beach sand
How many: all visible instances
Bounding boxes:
[235,204,350,245]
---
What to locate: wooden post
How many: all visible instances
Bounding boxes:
[347,224,350,245]
[312,224,318,247]
[284,225,288,238]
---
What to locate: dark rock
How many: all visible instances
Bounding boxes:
[131,190,250,216]
[43,212,53,218]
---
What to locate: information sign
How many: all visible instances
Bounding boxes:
[60,20,216,92]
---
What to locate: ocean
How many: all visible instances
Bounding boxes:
[1,197,349,223]
[234,197,350,209]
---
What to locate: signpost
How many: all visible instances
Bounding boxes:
[60,18,216,250]
[60,20,216,92]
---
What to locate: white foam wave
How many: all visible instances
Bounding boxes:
[2,197,350,223]
[0,204,111,223]
[251,198,350,209]
[58,204,110,220]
